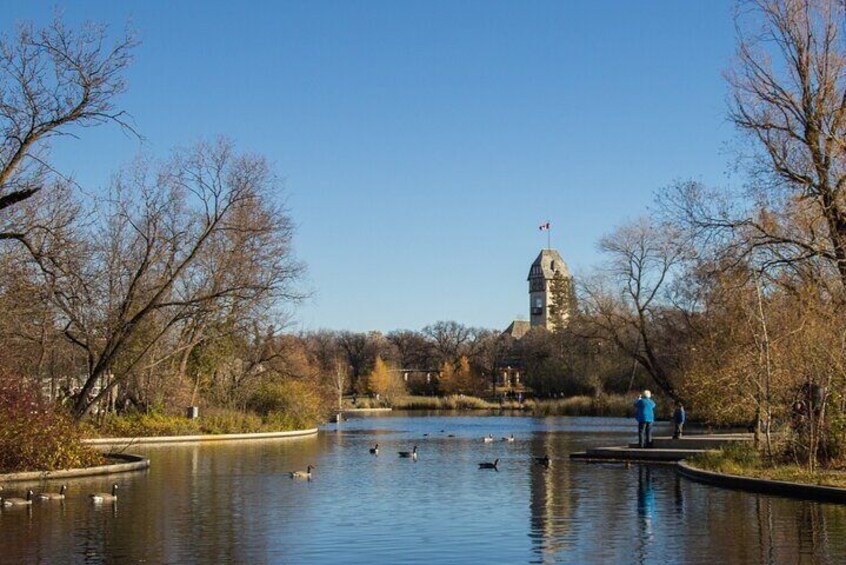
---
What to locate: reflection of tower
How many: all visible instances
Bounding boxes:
[528,432,574,559]
[527,249,571,330]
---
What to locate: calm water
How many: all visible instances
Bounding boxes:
[2,413,846,564]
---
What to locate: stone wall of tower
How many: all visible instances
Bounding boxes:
[527,249,571,331]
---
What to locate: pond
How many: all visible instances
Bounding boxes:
[2,413,846,564]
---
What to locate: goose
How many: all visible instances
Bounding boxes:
[502,434,515,442]
[1,490,33,506]
[89,484,119,503]
[37,485,67,501]
[478,458,499,470]
[398,446,418,459]
[533,456,551,468]
[290,465,314,480]
[369,444,379,455]
[483,434,494,443]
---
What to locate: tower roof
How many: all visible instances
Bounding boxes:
[527,249,570,281]
[502,320,531,339]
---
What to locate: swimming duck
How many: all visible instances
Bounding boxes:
[1,490,33,506]
[37,485,67,501]
[502,434,515,442]
[478,459,499,470]
[483,434,494,443]
[534,456,551,468]
[290,465,314,480]
[89,484,118,503]
[398,446,418,459]
[369,444,379,455]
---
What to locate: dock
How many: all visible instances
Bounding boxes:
[570,433,753,463]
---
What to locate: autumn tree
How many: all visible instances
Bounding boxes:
[437,356,484,396]
[366,355,406,400]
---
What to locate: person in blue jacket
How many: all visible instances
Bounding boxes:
[672,402,686,439]
[634,390,656,448]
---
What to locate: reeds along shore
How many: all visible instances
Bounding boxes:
[351,394,662,418]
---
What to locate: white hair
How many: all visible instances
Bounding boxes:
[643,390,652,398]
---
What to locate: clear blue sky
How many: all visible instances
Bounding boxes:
[10,1,738,332]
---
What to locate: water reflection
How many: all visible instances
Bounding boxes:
[1,415,846,564]
[528,431,573,562]
[636,465,655,555]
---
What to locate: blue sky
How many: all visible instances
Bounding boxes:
[9,1,738,332]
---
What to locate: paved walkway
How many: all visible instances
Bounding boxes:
[569,433,753,463]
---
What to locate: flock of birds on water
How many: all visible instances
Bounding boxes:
[287,432,552,480]
[0,433,554,500]
[0,484,118,508]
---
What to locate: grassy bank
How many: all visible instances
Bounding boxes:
[85,408,319,439]
[687,444,846,489]
[356,394,637,418]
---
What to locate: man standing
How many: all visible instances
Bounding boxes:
[672,402,686,439]
[634,390,656,448]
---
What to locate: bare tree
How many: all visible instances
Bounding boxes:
[31,139,303,418]
[0,16,135,223]
[580,217,692,399]
[422,321,479,366]
[667,1,846,294]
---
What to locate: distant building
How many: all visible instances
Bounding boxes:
[527,248,571,331]
[498,248,573,390]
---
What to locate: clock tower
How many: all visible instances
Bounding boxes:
[528,249,571,330]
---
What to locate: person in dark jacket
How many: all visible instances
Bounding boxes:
[634,390,656,448]
[672,402,686,439]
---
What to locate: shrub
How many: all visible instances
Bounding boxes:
[200,408,264,434]
[688,441,762,475]
[248,379,329,429]
[95,412,202,437]
[0,378,104,473]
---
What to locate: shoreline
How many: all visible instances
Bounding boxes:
[83,427,319,450]
[0,453,150,483]
[677,460,846,504]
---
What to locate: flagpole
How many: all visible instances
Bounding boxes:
[547,224,551,250]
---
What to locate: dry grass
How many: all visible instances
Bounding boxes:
[687,444,846,489]
[386,393,635,417]
[391,395,503,410]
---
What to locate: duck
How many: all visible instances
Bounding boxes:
[478,458,499,470]
[37,485,67,501]
[369,444,379,455]
[483,434,494,443]
[398,446,418,459]
[1,490,33,506]
[89,484,119,503]
[534,456,551,468]
[502,434,515,442]
[290,465,314,480]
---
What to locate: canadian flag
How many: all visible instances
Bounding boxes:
[539,222,550,231]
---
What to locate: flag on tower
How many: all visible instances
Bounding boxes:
[539,222,550,231]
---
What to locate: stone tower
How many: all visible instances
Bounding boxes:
[528,249,571,330]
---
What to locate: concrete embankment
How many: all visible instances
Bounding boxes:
[572,433,846,504]
[0,453,150,483]
[83,427,319,451]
